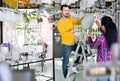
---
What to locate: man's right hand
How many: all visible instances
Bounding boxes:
[72,28,79,33]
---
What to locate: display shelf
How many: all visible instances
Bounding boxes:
[36,75,53,81]
[7,57,54,81]
[8,58,53,67]
[2,9,55,81]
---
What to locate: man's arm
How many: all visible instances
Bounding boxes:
[71,17,82,24]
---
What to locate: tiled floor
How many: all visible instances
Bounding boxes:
[28,57,96,81]
[54,58,96,81]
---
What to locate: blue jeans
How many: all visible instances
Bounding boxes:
[62,44,74,78]
[97,76,110,81]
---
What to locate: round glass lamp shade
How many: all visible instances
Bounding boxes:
[81,14,94,30]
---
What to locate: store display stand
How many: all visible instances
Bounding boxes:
[9,57,54,81]
[7,25,55,81]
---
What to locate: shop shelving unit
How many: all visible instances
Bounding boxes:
[8,58,54,81]
[1,9,55,81]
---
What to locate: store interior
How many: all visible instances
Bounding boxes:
[0,0,120,81]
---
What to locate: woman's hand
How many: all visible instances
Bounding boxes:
[86,31,91,37]
[95,20,101,28]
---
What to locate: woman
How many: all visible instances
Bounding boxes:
[86,16,118,81]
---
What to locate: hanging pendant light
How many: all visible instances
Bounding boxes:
[0,7,24,23]
[81,14,94,30]
[3,0,18,8]
[29,0,36,3]
[41,0,53,4]
[18,0,29,3]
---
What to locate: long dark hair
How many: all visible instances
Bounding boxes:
[101,16,118,49]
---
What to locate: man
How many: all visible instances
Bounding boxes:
[57,4,82,78]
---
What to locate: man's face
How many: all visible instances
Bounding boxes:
[61,7,70,17]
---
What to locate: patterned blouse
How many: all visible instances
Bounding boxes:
[88,34,111,62]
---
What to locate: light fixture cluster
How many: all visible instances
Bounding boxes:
[0,7,24,23]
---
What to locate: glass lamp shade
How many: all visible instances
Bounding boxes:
[30,0,37,3]
[81,14,94,30]
[18,0,29,3]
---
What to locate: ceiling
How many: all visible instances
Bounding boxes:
[2,0,114,9]
[2,0,86,9]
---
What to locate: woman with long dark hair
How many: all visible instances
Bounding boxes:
[86,16,118,81]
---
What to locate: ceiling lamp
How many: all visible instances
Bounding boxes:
[0,8,24,23]
[3,0,18,8]
[3,0,29,8]
[81,14,94,30]
[18,0,29,4]
[61,0,78,5]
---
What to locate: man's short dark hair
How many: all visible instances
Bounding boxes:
[60,5,69,11]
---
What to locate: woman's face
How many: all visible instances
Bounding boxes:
[101,25,106,33]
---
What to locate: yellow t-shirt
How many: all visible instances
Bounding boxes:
[57,16,82,44]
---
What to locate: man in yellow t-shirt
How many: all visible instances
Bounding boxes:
[57,4,82,78]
